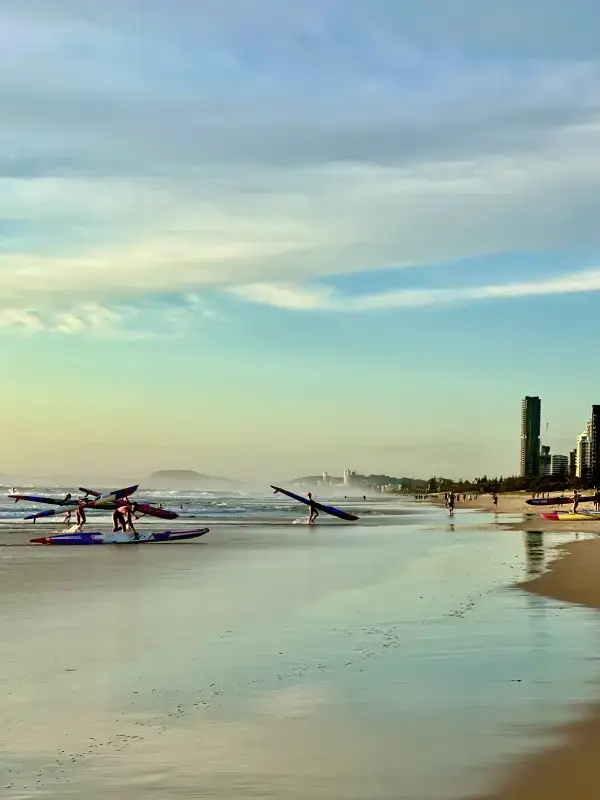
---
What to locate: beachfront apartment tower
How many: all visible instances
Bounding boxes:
[520,396,541,477]
[590,406,600,486]
[569,448,577,479]
[576,431,591,479]
[550,454,568,477]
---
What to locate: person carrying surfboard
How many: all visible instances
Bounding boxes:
[307,492,319,525]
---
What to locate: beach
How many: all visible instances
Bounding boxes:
[2,490,600,798]
[470,537,600,800]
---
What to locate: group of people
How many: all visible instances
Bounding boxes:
[444,491,497,515]
[58,493,141,538]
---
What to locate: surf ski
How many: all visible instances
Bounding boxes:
[23,485,139,522]
[271,485,359,521]
[30,527,209,545]
[526,495,596,506]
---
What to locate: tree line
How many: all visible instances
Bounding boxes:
[425,473,598,494]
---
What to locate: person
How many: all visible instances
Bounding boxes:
[594,489,600,511]
[492,492,498,511]
[307,492,319,525]
[112,506,127,533]
[123,502,140,539]
[75,502,86,531]
[448,492,455,516]
[58,492,72,506]
[573,489,580,515]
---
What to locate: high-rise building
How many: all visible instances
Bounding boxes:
[550,454,568,477]
[520,396,541,477]
[343,469,357,487]
[576,431,591,479]
[540,445,551,476]
[590,406,600,486]
[569,449,577,479]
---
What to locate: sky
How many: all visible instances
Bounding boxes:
[1,0,600,482]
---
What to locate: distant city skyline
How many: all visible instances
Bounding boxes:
[522,395,600,482]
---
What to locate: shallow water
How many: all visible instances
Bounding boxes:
[1,500,599,799]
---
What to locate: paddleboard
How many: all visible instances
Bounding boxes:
[23,485,139,521]
[527,495,596,507]
[271,485,359,522]
[30,527,209,545]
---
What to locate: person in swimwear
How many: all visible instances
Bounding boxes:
[307,492,319,525]
[124,502,140,538]
[112,506,127,533]
[75,502,86,531]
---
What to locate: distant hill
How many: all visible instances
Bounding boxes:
[146,470,240,488]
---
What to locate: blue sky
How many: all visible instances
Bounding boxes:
[1,0,599,481]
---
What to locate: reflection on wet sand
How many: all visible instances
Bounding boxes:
[523,531,545,578]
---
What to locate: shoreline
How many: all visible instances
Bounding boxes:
[471,526,600,798]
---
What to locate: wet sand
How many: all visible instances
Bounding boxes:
[3,506,600,799]
[469,537,600,799]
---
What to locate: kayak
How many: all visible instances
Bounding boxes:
[527,495,596,507]
[30,527,209,545]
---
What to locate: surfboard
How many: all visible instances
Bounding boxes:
[526,495,596,506]
[271,485,359,522]
[23,485,139,521]
[30,527,209,545]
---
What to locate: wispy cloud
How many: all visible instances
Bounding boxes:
[2,2,600,320]
[230,266,600,311]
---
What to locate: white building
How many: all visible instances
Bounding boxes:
[343,469,357,487]
[550,454,568,476]
[576,431,591,478]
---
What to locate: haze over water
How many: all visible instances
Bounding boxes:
[1,492,599,799]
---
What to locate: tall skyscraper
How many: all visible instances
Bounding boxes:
[576,430,591,479]
[520,396,541,477]
[569,449,577,479]
[590,405,600,486]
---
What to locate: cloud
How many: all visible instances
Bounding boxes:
[231,266,600,311]
[0,302,149,339]
[2,2,600,319]
[0,308,45,333]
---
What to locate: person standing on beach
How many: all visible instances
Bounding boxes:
[75,502,86,531]
[448,492,455,516]
[594,490,600,511]
[573,489,580,514]
[492,493,498,511]
[123,503,139,539]
[112,506,127,533]
[307,492,319,525]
